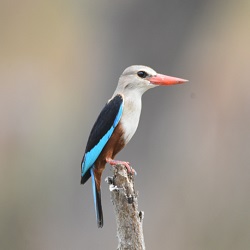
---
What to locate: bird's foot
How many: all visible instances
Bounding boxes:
[106,158,136,175]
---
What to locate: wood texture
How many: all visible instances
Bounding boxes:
[107,164,145,250]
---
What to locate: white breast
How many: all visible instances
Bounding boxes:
[120,93,142,145]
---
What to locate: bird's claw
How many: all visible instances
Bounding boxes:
[106,158,136,175]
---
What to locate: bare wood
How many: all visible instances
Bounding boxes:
[106,164,145,250]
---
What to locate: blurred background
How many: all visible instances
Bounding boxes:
[1,0,250,249]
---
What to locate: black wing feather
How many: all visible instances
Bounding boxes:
[84,94,123,154]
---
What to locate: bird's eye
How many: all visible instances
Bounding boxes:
[137,71,148,78]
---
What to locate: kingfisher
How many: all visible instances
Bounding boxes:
[81,65,187,227]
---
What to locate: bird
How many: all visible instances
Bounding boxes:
[81,65,187,228]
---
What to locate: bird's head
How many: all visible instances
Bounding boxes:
[116,65,188,96]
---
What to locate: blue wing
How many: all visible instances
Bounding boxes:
[81,94,124,183]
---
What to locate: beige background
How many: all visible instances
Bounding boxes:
[1,0,250,249]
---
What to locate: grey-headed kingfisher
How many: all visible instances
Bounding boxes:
[81,65,187,227]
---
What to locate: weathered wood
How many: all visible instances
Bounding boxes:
[106,164,145,250]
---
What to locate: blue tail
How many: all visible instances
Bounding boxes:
[90,167,103,228]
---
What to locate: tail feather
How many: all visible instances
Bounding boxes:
[81,170,91,185]
[90,168,103,228]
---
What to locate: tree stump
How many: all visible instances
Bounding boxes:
[106,164,145,250]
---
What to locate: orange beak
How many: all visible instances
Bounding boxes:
[149,73,188,86]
